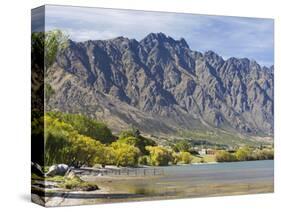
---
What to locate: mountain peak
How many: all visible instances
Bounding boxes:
[177,38,189,48]
[141,33,190,49]
[204,50,224,63]
[145,32,168,40]
[141,32,176,44]
[53,34,273,137]
[110,36,130,42]
[205,50,220,58]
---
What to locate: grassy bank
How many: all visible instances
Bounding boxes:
[32,174,99,191]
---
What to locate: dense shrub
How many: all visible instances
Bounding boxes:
[178,151,193,164]
[110,141,140,167]
[172,140,191,153]
[249,148,274,160]
[216,147,274,163]
[215,150,237,162]
[47,111,116,143]
[44,115,74,165]
[32,111,274,169]
[146,146,173,166]
[138,155,149,165]
[235,147,253,161]
[172,151,192,164]
[44,115,108,166]
[118,129,156,155]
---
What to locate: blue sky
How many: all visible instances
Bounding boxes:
[35,5,274,67]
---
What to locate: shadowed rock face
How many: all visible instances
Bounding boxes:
[47,32,274,137]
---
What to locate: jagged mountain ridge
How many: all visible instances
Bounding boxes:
[47,32,274,138]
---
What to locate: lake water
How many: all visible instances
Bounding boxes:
[44,160,273,206]
[93,160,274,203]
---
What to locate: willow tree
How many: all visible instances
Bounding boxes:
[44,30,69,71]
[32,29,68,71]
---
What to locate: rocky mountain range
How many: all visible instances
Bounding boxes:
[46,32,274,138]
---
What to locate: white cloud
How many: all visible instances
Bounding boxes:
[44,5,274,66]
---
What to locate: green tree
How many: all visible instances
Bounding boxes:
[44,30,68,103]
[44,114,108,167]
[44,115,74,165]
[253,148,274,160]
[47,111,116,143]
[138,155,149,165]
[32,30,68,104]
[68,134,107,167]
[261,149,274,160]
[215,150,236,162]
[172,140,191,153]
[235,147,252,161]
[117,136,139,146]
[146,146,173,166]
[44,29,69,70]
[119,130,136,139]
[118,129,156,155]
[110,141,140,167]
[178,151,192,164]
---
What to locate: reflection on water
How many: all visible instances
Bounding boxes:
[94,160,274,203]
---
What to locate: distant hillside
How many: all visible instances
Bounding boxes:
[46,32,274,143]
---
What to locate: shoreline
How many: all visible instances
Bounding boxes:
[32,160,273,207]
[99,159,272,169]
[35,181,274,207]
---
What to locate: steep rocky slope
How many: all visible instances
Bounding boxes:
[46,32,274,138]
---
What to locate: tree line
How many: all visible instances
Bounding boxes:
[32,111,194,167]
[32,111,274,167]
[215,147,274,162]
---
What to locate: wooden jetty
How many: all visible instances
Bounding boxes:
[71,166,164,177]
